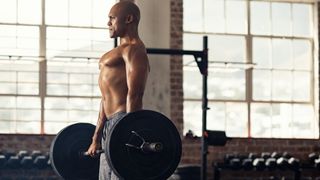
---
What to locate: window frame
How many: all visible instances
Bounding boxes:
[183,0,319,138]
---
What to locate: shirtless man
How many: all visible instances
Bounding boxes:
[86,1,149,179]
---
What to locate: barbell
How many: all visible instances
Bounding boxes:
[49,110,182,180]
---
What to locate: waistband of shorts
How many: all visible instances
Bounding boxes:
[107,111,126,120]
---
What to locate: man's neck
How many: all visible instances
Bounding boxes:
[120,34,140,45]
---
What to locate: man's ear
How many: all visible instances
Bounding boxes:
[125,14,134,24]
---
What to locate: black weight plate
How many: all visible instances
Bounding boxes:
[50,123,99,180]
[106,110,182,180]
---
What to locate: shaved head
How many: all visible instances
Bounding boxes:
[114,1,140,25]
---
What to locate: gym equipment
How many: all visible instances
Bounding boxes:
[204,130,230,146]
[242,158,253,170]
[288,157,300,170]
[276,157,289,170]
[34,155,49,169]
[20,156,33,169]
[50,122,98,179]
[265,158,277,170]
[229,158,241,170]
[253,158,265,171]
[308,152,318,164]
[0,155,6,168]
[7,156,20,169]
[261,152,271,160]
[50,110,182,180]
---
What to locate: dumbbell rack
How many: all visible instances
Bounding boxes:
[212,152,320,180]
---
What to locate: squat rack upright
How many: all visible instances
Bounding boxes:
[115,36,209,180]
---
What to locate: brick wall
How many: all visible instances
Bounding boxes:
[170,0,184,135]
[0,134,54,153]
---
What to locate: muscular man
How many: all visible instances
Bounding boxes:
[86,1,149,179]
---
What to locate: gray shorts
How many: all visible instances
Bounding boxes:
[99,111,126,180]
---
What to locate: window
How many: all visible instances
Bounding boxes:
[183,0,318,138]
[0,0,116,134]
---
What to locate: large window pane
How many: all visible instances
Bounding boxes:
[183,101,202,136]
[0,96,41,133]
[47,27,112,57]
[0,120,15,133]
[17,97,41,108]
[0,25,39,56]
[225,103,248,137]
[183,0,203,32]
[16,121,40,134]
[92,0,113,27]
[293,71,311,101]
[272,71,292,101]
[46,0,69,25]
[188,102,248,137]
[204,0,247,34]
[250,1,271,35]
[272,39,292,70]
[69,0,91,26]
[226,0,247,34]
[251,103,272,137]
[292,104,317,138]
[208,102,248,137]
[46,0,112,27]
[272,3,291,36]
[293,40,312,71]
[45,97,99,133]
[0,58,39,95]
[183,67,202,99]
[209,35,246,63]
[251,103,317,138]
[47,58,99,97]
[209,69,245,100]
[207,102,225,132]
[17,0,41,24]
[45,122,70,134]
[253,70,271,101]
[0,0,17,23]
[271,103,292,138]
[292,4,313,37]
[253,37,271,69]
[204,0,224,33]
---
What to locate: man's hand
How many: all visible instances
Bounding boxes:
[86,141,102,157]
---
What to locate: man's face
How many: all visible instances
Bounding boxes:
[107,6,126,38]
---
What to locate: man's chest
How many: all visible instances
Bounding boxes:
[99,50,125,69]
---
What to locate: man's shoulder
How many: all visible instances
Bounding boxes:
[121,42,145,51]
[118,42,149,64]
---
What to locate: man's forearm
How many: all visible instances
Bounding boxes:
[126,93,143,112]
[92,100,107,143]
[92,116,107,143]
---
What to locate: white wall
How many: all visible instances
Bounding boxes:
[136,0,171,117]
